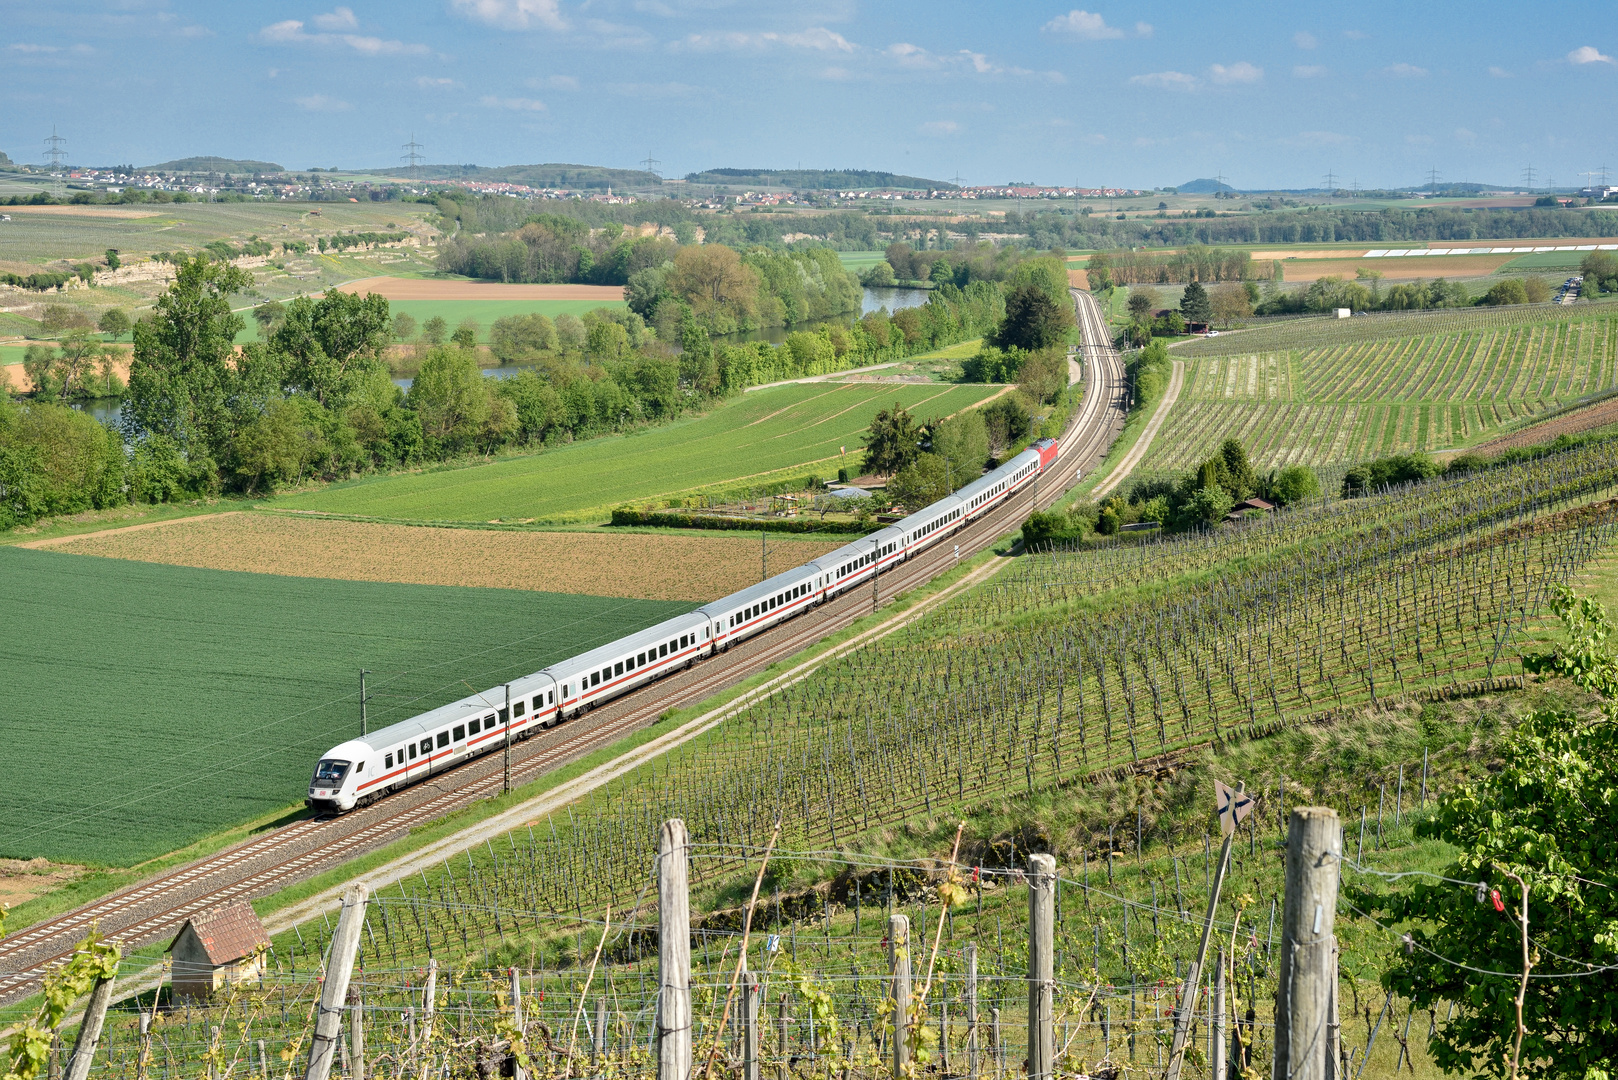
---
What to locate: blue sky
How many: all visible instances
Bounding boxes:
[3,0,1615,190]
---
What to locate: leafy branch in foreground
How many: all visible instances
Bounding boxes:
[1356,585,1618,1080]
[2,917,120,1080]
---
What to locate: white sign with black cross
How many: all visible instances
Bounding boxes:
[1216,778,1254,836]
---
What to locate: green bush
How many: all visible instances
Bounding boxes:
[1269,464,1320,505]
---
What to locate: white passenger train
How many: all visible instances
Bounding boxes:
[306,437,1063,812]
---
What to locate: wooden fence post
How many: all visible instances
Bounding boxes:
[965,943,979,1080]
[1274,808,1341,1080]
[657,820,692,1080]
[777,998,789,1080]
[742,972,760,1080]
[888,914,911,1079]
[1027,854,1055,1080]
[417,959,437,1080]
[593,997,607,1067]
[305,884,369,1080]
[64,971,116,1080]
[508,967,525,1080]
[349,986,365,1080]
[1211,951,1225,1080]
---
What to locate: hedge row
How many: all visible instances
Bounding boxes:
[609,507,869,535]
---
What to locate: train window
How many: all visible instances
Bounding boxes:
[469,717,481,735]
[635,652,644,666]
[453,725,465,742]
[659,642,668,657]
[385,753,394,769]
[498,708,508,723]
[590,671,599,687]
[614,661,624,677]
[437,732,449,749]
[408,744,417,760]
[515,700,526,715]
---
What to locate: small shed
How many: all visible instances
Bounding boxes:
[167,901,271,1000]
[1231,497,1276,513]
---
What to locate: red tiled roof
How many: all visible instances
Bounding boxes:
[167,901,271,965]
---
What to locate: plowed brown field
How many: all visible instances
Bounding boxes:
[337,278,625,301]
[39,513,842,602]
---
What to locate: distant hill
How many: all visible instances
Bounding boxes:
[1176,178,1237,194]
[372,162,661,190]
[143,157,285,174]
[684,168,954,191]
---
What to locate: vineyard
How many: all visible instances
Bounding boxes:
[1135,313,1618,473]
[39,433,1618,1078]
[269,383,1003,526]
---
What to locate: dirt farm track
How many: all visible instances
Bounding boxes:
[337,277,626,301]
[29,512,842,602]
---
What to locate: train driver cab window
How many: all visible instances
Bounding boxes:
[437,732,450,749]
[313,760,350,786]
[453,725,465,742]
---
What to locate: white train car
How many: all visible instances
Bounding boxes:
[309,434,1065,813]
[703,562,822,651]
[544,610,713,721]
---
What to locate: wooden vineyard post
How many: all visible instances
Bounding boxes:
[1166,781,1248,1080]
[991,1008,1002,1077]
[658,820,692,1080]
[349,987,365,1080]
[1273,808,1341,1080]
[508,967,525,1080]
[305,884,369,1080]
[1211,950,1226,1080]
[742,972,760,1080]
[64,968,117,1080]
[777,999,789,1080]
[417,959,437,1080]
[888,914,911,1079]
[1327,946,1342,1080]
[593,997,607,1068]
[1027,854,1055,1080]
[965,943,979,1080]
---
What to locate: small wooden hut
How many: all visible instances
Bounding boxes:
[166,901,271,1000]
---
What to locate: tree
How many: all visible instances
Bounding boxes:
[1186,484,1233,524]
[126,256,253,460]
[982,395,1032,455]
[928,409,989,488]
[451,320,479,349]
[1480,279,1529,306]
[1268,464,1319,505]
[1581,251,1618,295]
[1017,348,1068,405]
[421,315,449,345]
[1522,277,1552,304]
[391,312,418,341]
[887,452,949,509]
[97,308,131,339]
[665,243,760,334]
[995,284,1069,351]
[859,261,897,287]
[269,289,392,409]
[253,300,285,337]
[408,346,490,452]
[1126,286,1160,323]
[1208,283,1252,327]
[1358,586,1618,1079]
[861,401,921,476]
[1179,280,1212,324]
[40,305,94,336]
[104,248,121,271]
[489,313,556,361]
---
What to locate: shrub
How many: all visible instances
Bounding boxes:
[1269,464,1320,505]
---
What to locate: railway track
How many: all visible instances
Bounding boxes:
[0,304,1125,1005]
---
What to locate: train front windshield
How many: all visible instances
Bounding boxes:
[313,760,350,786]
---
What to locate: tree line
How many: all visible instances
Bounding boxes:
[1087,246,1268,287]
[0,257,1016,529]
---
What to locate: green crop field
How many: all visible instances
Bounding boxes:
[1501,249,1591,271]
[271,381,1002,523]
[1140,313,1618,474]
[0,547,689,865]
[0,202,432,264]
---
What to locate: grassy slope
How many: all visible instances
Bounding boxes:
[268,381,1002,524]
[0,547,690,865]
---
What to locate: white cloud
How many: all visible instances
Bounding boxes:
[1343,29,1367,40]
[1293,64,1326,78]
[1293,31,1316,49]
[1044,10,1121,39]
[1209,61,1262,84]
[9,43,61,52]
[1405,133,1433,145]
[1288,130,1352,146]
[542,74,578,89]
[819,65,852,80]
[1380,62,1428,78]
[675,27,854,52]
[885,42,938,68]
[1455,127,1477,144]
[920,120,960,135]
[479,94,547,110]
[1488,65,1512,77]
[415,76,462,89]
[1129,69,1198,90]
[312,7,358,31]
[258,15,427,55]
[451,0,566,31]
[1135,22,1153,37]
[1568,45,1615,65]
[295,94,351,111]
